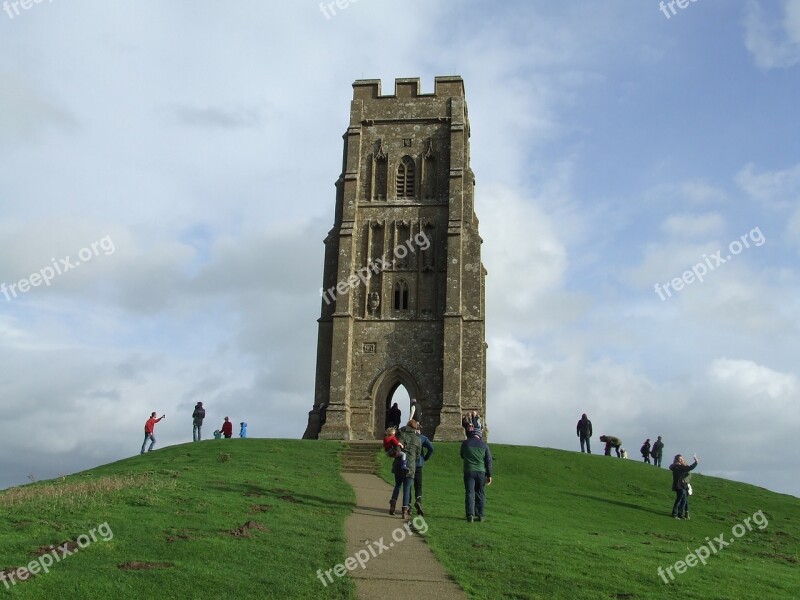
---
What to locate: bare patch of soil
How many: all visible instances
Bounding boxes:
[31,540,79,557]
[227,520,268,537]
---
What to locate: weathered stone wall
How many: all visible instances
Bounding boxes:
[303,76,486,442]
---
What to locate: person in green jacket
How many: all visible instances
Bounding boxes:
[460,427,493,522]
[389,420,422,520]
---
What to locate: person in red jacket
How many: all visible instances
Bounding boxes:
[221,416,233,438]
[141,412,165,454]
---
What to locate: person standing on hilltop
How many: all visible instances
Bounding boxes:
[641,439,652,464]
[670,453,699,519]
[651,436,665,467]
[141,412,165,454]
[192,402,205,442]
[576,413,593,453]
[221,416,233,439]
[460,424,493,522]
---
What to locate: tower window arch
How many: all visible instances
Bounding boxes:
[396,156,415,198]
[393,279,409,311]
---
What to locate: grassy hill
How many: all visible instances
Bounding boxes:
[379,444,800,600]
[1,440,798,599]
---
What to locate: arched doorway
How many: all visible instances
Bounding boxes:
[369,365,421,438]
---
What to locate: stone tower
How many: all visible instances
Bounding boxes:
[303,76,486,441]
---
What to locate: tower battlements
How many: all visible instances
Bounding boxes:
[352,76,465,101]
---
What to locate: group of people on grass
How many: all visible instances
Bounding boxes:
[192,403,247,441]
[383,401,492,523]
[143,401,694,522]
[139,403,247,454]
[382,420,433,520]
[576,414,664,465]
[576,412,700,519]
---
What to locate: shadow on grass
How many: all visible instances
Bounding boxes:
[206,482,354,509]
[565,492,666,516]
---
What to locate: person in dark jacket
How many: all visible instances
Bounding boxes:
[599,434,622,457]
[651,436,664,467]
[641,439,651,464]
[576,413,592,453]
[460,428,493,522]
[412,425,434,516]
[389,420,422,521]
[221,416,233,438]
[387,403,402,429]
[192,402,205,442]
[669,454,699,519]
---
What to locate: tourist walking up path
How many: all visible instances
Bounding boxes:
[341,471,467,600]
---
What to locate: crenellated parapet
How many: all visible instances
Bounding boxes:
[352,76,465,101]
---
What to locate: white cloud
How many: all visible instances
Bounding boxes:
[645,180,728,206]
[744,0,800,69]
[735,162,800,209]
[0,71,77,148]
[788,207,800,247]
[661,212,726,238]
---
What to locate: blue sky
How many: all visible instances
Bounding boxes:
[1,0,799,498]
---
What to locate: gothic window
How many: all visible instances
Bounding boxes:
[393,279,409,311]
[396,156,415,198]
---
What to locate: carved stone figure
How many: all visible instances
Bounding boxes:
[369,291,380,313]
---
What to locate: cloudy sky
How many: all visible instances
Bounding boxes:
[1,1,799,498]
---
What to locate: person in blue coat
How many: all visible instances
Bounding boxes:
[412,424,435,516]
[239,422,247,438]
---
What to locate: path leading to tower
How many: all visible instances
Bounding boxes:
[340,443,468,600]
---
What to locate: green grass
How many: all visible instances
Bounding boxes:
[3,440,798,599]
[380,444,800,599]
[0,439,356,599]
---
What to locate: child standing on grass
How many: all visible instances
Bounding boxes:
[383,427,408,471]
[221,416,233,438]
